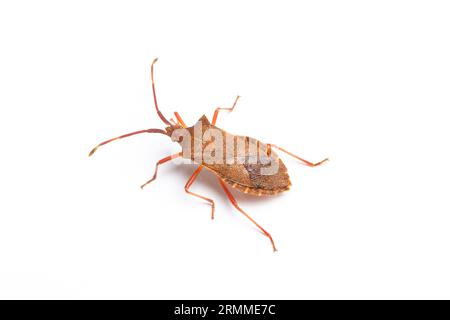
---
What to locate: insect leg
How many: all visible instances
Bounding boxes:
[266,144,329,167]
[89,129,168,157]
[185,166,215,219]
[211,95,240,125]
[217,177,277,252]
[140,152,182,189]
[173,112,187,128]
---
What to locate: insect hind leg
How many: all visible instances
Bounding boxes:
[267,144,328,167]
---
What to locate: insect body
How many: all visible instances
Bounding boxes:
[89,59,328,251]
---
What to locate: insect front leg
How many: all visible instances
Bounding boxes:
[211,95,240,125]
[141,152,182,189]
[185,166,215,219]
[173,112,187,128]
[266,144,328,167]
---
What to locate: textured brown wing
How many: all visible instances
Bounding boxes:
[204,146,291,196]
[182,115,291,196]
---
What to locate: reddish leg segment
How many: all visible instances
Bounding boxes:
[140,152,182,189]
[174,112,187,128]
[185,166,215,219]
[89,129,168,157]
[211,95,240,125]
[217,178,277,252]
[267,144,329,167]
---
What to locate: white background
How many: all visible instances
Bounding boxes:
[0,1,449,299]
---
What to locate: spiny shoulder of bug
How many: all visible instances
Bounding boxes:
[164,114,215,143]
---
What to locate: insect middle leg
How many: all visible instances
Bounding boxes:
[185,166,215,219]
[211,95,240,125]
[217,177,277,252]
[267,144,328,167]
[140,152,182,189]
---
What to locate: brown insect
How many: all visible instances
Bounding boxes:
[89,59,328,251]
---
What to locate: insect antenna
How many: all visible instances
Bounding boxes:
[151,58,172,126]
[89,128,168,156]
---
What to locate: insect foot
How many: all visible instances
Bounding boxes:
[313,158,329,166]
